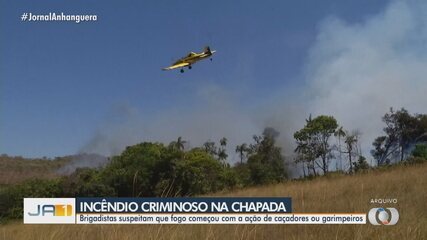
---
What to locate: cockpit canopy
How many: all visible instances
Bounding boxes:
[186,52,197,57]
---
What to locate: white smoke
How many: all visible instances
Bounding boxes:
[304,0,427,154]
[81,86,260,163]
[81,0,427,165]
[57,153,108,175]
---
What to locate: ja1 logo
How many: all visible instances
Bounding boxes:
[28,204,72,216]
[24,198,76,224]
[368,208,399,225]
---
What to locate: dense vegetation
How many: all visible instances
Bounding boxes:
[0,108,426,222]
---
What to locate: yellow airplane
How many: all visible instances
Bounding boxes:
[163,46,216,73]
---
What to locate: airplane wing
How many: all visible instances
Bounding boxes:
[162,62,190,71]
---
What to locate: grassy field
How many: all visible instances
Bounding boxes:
[1,163,426,240]
[0,155,71,185]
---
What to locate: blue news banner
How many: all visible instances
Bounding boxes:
[23,197,367,224]
[76,197,293,224]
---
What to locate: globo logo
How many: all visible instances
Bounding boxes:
[368,208,399,225]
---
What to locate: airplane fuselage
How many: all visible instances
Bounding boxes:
[162,46,216,72]
[173,52,212,66]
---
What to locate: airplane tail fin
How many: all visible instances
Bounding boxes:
[204,46,212,54]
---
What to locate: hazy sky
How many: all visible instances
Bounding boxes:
[0,1,399,158]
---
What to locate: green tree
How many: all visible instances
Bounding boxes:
[203,140,217,156]
[334,126,346,171]
[353,156,370,172]
[294,115,338,174]
[340,130,361,173]
[101,141,234,197]
[102,142,180,197]
[412,144,427,159]
[371,108,422,165]
[246,127,286,184]
[61,168,115,197]
[406,144,427,164]
[203,138,228,164]
[235,143,248,164]
[169,136,187,151]
[294,136,317,176]
[175,148,227,195]
[217,137,228,163]
[0,179,63,221]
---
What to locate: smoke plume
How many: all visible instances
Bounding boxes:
[304,0,427,154]
[57,153,109,175]
[80,0,427,167]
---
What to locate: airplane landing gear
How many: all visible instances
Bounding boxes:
[180,69,184,73]
[188,65,192,69]
[210,58,213,61]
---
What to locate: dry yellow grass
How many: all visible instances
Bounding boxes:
[1,163,426,240]
[0,156,70,185]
